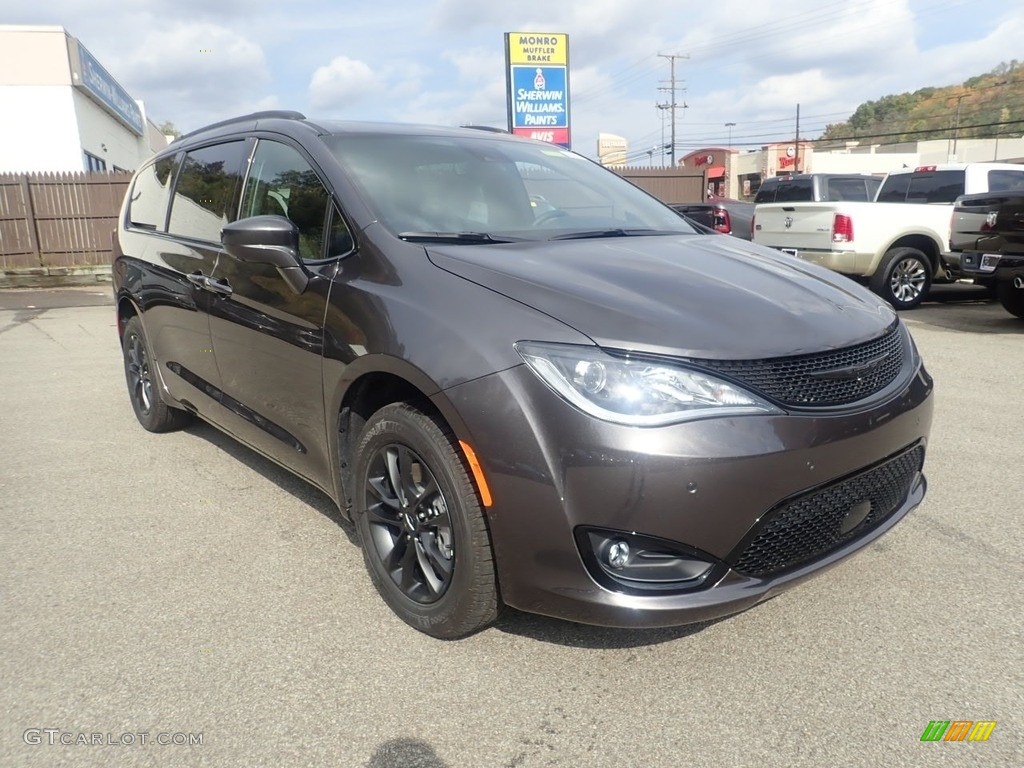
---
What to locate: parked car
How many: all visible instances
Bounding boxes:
[671,197,755,240]
[754,173,882,204]
[752,163,1024,309]
[954,192,1024,318]
[113,111,934,638]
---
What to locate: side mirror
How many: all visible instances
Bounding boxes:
[221,215,309,294]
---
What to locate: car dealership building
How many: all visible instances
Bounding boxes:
[0,26,169,174]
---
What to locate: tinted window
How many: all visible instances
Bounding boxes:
[754,180,776,203]
[827,178,873,201]
[866,177,882,199]
[128,156,179,230]
[240,140,337,261]
[876,173,911,203]
[168,141,247,242]
[773,178,814,203]
[906,171,964,203]
[987,169,1024,192]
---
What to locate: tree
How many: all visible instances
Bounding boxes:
[159,121,181,138]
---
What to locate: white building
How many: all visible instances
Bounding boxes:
[0,25,169,174]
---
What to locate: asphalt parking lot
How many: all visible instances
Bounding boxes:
[1,284,1021,767]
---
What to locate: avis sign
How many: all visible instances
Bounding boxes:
[505,32,571,148]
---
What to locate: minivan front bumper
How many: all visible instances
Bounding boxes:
[442,359,934,628]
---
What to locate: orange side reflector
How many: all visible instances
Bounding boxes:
[459,440,493,508]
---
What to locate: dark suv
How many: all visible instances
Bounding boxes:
[113,111,934,638]
[754,173,882,204]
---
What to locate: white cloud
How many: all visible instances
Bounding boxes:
[2,0,1022,154]
[309,56,381,110]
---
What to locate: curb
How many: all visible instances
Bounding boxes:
[0,265,113,289]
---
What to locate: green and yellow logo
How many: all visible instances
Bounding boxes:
[920,721,997,742]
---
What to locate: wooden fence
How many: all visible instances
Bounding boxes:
[611,167,707,205]
[0,171,132,270]
[0,166,704,273]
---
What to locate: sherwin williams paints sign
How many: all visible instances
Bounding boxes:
[505,33,570,148]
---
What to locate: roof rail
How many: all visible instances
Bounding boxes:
[173,110,307,142]
[460,124,511,134]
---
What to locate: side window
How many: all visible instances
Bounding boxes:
[128,155,179,231]
[241,140,332,261]
[866,177,882,200]
[987,170,1024,192]
[876,173,910,203]
[168,141,247,242]
[828,178,871,201]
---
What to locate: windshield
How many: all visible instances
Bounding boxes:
[324,132,697,240]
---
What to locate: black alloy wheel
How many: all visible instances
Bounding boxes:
[364,443,455,603]
[352,403,499,639]
[121,316,190,432]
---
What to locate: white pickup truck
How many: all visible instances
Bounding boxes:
[752,163,1024,308]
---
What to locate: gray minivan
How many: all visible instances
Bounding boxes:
[755,173,882,204]
[112,111,933,638]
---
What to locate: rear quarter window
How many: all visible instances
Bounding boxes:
[127,156,179,231]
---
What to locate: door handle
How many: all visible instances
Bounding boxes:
[204,278,233,297]
[186,272,232,297]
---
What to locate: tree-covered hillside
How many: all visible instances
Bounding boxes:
[819,61,1024,146]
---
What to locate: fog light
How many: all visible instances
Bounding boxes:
[607,539,630,569]
[580,528,718,594]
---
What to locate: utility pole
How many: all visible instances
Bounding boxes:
[951,93,968,160]
[657,103,671,167]
[725,122,736,198]
[658,53,689,167]
[794,104,801,173]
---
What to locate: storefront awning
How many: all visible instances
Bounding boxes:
[706,165,726,178]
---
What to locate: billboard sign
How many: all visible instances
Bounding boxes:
[505,33,570,148]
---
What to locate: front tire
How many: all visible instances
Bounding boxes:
[352,403,499,639]
[121,316,191,432]
[870,247,932,309]
[997,282,1024,318]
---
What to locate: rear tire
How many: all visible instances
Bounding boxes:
[122,316,191,432]
[997,282,1024,318]
[870,247,932,309]
[352,402,499,639]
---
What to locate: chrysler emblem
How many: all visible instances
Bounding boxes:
[808,352,890,382]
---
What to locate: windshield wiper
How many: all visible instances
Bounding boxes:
[548,228,680,241]
[398,231,519,244]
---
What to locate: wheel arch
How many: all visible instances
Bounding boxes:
[328,356,474,519]
[884,234,942,274]
[116,293,141,339]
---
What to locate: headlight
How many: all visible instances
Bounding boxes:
[515,342,782,426]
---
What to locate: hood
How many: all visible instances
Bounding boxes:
[426,234,896,360]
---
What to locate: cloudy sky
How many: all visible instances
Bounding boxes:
[5,0,1023,160]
